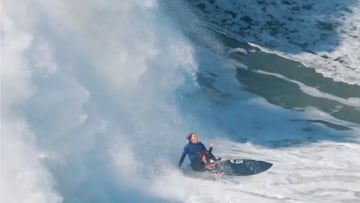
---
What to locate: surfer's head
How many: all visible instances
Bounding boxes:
[187,132,198,144]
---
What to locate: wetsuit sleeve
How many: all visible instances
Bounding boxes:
[200,142,207,151]
[178,147,187,167]
[199,142,213,153]
[207,147,217,161]
[202,143,217,161]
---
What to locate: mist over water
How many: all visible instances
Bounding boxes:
[2,0,197,202]
[1,0,360,203]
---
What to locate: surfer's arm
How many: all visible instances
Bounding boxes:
[207,142,217,161]
[178,151,186,167]
[208,141,214,153]
[207,147,217,161]
[200,142,213,152]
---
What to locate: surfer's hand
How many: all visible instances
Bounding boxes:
[209,141,215,148]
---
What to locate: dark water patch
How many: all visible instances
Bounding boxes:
[196,72,235,101]
[292,119,352,131]
[238,51,360,99]
[236,68,360,125]
[270,139,304,148]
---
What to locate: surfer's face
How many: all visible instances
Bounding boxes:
[190,134,198,144]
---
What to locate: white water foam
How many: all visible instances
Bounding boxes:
[1,0,201,202]
[149,140,360,203]
[1,4,62,202]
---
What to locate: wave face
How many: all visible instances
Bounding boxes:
[186,0,360,85]
[1,0,360,203]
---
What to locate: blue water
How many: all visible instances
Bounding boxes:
[2,0,360,203]
[185,0,358,53]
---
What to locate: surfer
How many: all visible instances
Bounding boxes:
[178,132,218,171]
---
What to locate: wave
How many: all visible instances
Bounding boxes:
[185,0,360,86]
[2,0,360,203]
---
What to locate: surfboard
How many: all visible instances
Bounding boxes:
[206,159,273,176]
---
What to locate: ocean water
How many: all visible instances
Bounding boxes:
[1,0,360,203]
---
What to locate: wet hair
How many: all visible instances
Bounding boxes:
[187,132,196,141]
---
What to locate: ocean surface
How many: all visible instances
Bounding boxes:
[1,0,360,202]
